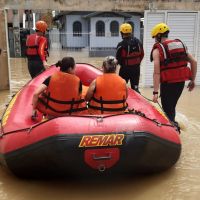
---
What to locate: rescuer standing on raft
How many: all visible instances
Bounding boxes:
[116,23,144,93]
[150,23,197,128]
[26,20,50,78]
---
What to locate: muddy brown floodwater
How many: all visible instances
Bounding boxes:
[0,49,200,200]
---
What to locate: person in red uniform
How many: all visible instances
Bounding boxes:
[32,57,87,118]
[150,23,197,128]
[86,56,128,115]
[26,20,49,78]
[116,23,144,93]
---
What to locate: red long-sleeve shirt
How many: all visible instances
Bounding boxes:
[38,36,47,62]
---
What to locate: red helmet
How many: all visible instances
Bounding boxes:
[36,20,48,33]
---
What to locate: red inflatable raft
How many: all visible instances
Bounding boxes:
[0,64,181,178]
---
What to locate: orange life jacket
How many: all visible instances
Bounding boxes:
[26,33,48,58]
[151,39,192,83]
[88,74,128,114]
[36,71,87,116]
[121,38,143,67]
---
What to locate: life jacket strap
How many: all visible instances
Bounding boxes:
[88,105,127,112]
[160,57,188,66]
[89,96,127,113]
[38,98,87,114]
[42,93,85,104]
[91,96,126,104]
[27,45,39,49]
[161,64,188,72]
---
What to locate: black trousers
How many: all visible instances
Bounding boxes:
[119,65,140,90]
[160,82,185,122]
[28,57,45,78]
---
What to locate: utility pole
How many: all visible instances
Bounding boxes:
[13,9,21,57]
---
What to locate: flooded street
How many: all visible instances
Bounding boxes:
[0,49,200,200]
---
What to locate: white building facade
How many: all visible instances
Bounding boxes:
[57,11,142,56]
[142,10,200,86]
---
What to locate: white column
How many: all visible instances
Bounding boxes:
[23,13,26,28]
[33,12,35,30]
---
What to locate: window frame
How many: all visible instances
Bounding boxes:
[96,20,105,37]
[110,20,119,37]
[73,21,82,37]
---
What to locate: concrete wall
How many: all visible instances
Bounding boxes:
[0,10,9,90]
[2,0,200,12]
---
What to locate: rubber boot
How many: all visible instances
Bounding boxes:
[133,85,140,94]
[172,121,181,134]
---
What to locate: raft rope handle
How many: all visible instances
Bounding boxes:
[0,91,176,137]
[0,121,48,137]
[139,93,179,131]
[127,108,173,128]
[0,107,175,137]
[0,64,65,137]
[0,114,108,136]
[93,153,112,160]
[0,73,38,137]
[0,110,176,138]
[0,63,99,137]
[0,93,21,137]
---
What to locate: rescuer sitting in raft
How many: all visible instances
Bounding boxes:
[85,56,128,115]
[32,57,87,118]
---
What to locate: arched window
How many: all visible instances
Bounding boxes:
[73,21,82,37]
[110,21,119,37]
[96,21,105,37]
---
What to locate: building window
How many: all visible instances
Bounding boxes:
[110,21,119,36]
[73,21,82,37]
[96,21,105,37]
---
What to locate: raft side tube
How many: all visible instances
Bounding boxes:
[2,131,181,178]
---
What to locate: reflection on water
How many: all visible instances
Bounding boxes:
[0,50,200,200]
